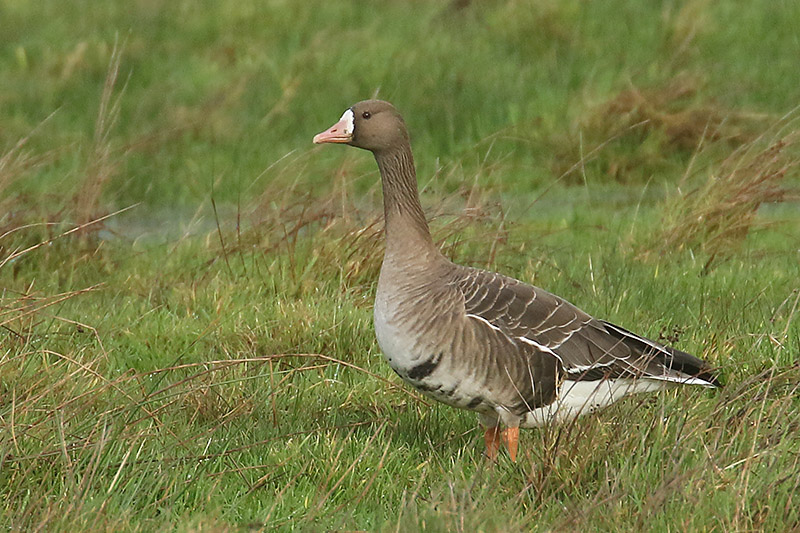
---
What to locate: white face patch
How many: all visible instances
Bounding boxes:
[339,109,355,135]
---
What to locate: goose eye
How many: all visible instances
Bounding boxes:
[362,111,371,119]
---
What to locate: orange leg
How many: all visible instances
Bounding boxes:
[501,426,519,462]
[484,425,501,461]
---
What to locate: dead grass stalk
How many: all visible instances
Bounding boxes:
[73,40,127,233]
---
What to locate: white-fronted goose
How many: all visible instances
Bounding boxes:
[313,100,721,461]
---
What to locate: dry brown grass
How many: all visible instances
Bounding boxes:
[592,75,752,150]
[0,243,108,528]
[224,152,507,301]
[1,43,127,248]
[0,113,63,239]
[72,41,126,233]
[643,112,799,270]
[551,74,765,183]
[0,130,41,204]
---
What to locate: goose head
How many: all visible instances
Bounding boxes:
[313,100,410,153]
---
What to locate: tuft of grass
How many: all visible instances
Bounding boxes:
[644,113,799,270]
[233,150,509,304]
[72,40,126,234]
[0,114,63,237]
[549,74,765,184]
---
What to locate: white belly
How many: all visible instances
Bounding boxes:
[521,378,673,427]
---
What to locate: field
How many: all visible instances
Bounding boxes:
[2,0,800,530]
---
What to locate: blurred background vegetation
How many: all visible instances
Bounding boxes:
[3,0,798,209]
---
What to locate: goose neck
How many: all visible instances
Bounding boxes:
[374,145,435,255]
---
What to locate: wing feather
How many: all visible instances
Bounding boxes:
[455,266,719,387]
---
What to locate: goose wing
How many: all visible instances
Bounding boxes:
[455,267,720,387]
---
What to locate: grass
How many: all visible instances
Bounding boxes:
[2,0,800,530]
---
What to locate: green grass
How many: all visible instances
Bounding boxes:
[2,0,800,531]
